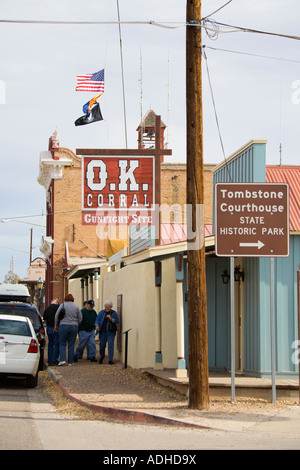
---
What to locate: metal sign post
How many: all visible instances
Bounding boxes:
[270,258,276,403]
[230,257,235,403]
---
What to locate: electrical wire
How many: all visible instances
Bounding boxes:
[202,0,233,20]
[2,16,300,41]
[0,245,29,254]
[0,219,45,227]
[202,48,231,182]
[202,19,219,40]
[213,20,300,41]
[0,209,80,222]
[204,45,300,63]
[0,18,183,29]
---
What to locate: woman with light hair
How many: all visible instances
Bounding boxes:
[95,300,119,364]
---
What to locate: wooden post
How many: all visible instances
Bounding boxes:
[186,0,209,410]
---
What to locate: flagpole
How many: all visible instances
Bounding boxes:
[139,47,144,149]
[116,0,128,149]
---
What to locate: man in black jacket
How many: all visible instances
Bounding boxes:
[43,299,60,365]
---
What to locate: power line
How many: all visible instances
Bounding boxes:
[1,17,300,41]
[204,45,300,63]
[0,245,29,254]
[0,219,45,227]
[213,20,300,41]
[0,18,182,28]
[0,209,80,222]
[202,0,233,20]
[202,49,231,182]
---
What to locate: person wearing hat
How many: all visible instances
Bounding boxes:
[95,300,119,365]
[74,300,98,362]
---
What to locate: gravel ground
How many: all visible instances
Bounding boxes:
[43,358,299,422]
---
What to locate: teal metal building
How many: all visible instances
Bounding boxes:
[206,139,300,378]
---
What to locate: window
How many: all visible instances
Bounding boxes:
[0,307,40,327]
[0,319,31,336]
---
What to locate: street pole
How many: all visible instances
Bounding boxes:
[230,257,235,403]
[186,0,209,410]
[270,257,276,403]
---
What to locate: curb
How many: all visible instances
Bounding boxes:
[46,367,209,429]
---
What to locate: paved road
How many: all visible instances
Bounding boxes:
[0,376,300,451]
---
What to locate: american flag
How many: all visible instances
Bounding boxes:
[76,69,105,92]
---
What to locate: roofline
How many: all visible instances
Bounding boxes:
[123,236,215,266]
[66,261,108,280]
[266,164,300,168]
[213,139,268,173]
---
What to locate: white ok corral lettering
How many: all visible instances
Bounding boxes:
[86,159,108,191]
[86,159,140,192]
[118,160,139,191]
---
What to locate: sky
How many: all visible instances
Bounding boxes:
[0,0,299,283]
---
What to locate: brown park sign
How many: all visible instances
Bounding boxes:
[215,183,289,257]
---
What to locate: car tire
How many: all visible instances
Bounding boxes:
[38,349,44,371]
[26,372,38,388]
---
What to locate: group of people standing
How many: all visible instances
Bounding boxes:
[43,294,119,366]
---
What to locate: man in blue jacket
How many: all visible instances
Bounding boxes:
[95,300,119,364]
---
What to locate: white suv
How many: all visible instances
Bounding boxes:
[0,314,40,388]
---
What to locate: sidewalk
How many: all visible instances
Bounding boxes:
[46,359,300,433]
[143,368,300,401]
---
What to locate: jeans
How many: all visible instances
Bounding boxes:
[46,326,59,364]
[99,331,116,362]
[74,330,96,359]
[58,324,78,364]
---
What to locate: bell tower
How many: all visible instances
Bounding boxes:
[137,110,167,162]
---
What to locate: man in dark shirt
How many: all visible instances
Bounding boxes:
[43,299,60,365]
[74,300,97,362]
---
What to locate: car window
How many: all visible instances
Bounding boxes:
[0,307,41,328]
[0,319,31,336]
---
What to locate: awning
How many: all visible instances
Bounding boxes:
[67,262,106,280]
[123,235,215,266]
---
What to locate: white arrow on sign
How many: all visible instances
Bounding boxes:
[239,240,265,250]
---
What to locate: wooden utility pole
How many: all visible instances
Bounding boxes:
[186,0,209,410]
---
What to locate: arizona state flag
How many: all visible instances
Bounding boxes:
[83,93,102,114]
[75,102,103,126]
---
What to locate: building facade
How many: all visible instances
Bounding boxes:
[66,139,299,380]
[38,114,215,307]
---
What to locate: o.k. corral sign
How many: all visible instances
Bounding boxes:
[215,183,289,257]
[81,154,155,225]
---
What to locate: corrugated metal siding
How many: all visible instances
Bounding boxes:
[129,225,153,254]
[244,240,300,378]
[213,141,267,232]
[243,258,261,374]
[266,166,300,232]
[206,257,230,370]
[213,141,267,185]
[258,237,300,377]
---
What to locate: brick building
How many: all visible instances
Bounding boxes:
[38,112,215,305]
[160,162,214,226]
